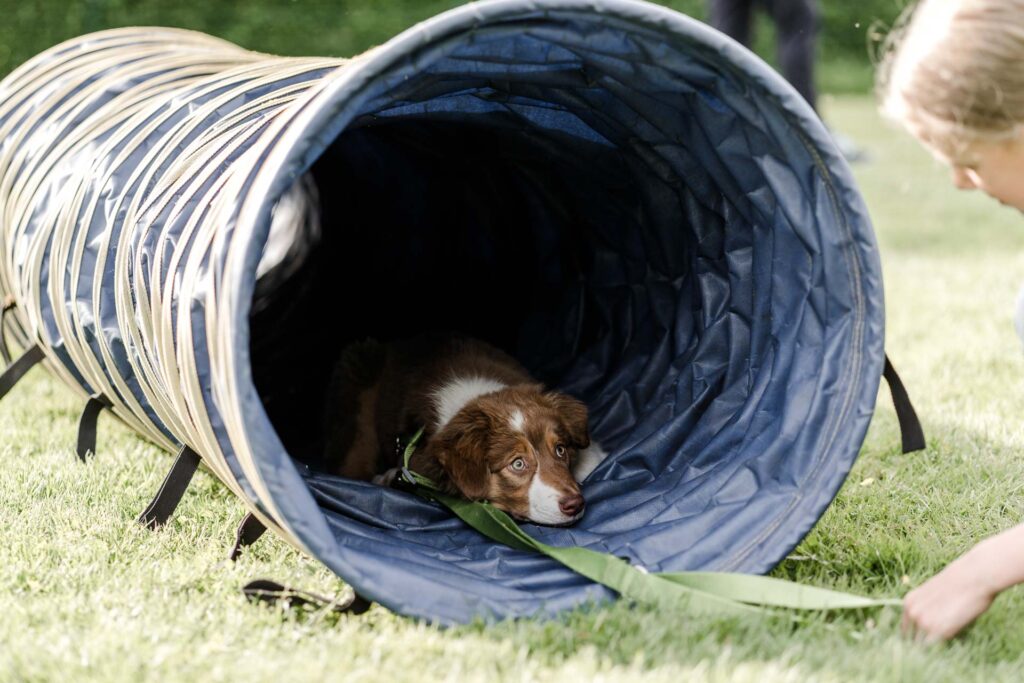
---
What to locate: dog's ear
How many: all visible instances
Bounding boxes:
[433,406,492,500]
[546,391,590,449]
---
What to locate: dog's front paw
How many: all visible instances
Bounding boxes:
[372,467,402,487]
[573,442,607,482]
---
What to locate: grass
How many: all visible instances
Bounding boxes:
[2,95,1024,681]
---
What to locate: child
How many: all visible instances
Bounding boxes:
[880,0,1024,641]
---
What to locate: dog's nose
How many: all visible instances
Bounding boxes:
[559,494,585,517]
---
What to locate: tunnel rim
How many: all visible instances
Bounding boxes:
[219,0,886,622]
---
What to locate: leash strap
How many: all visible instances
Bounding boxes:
[427,489,899,615]
[76,392,111,462]
[229,512,267,561]
[138,444,202,529]
[400,434,899,615]
[882,354,926,454]
[242,579,372,615]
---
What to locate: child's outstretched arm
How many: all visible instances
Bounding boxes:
[903,522,1024,641]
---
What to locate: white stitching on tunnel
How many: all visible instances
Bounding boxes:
[0,26,346,549]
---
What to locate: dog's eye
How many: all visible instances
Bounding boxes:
[509,458,526,472]
[555,444,566,458]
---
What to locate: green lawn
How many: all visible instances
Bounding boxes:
[2,95,1024,681]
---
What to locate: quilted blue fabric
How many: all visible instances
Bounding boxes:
[275,1,884,623]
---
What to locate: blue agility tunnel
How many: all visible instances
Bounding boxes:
[0,0,910,624]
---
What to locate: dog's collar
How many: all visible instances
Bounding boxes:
[399,426,440,491]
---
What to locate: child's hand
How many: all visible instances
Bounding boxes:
[901,544,998,642]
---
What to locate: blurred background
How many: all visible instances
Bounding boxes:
[0,0,906,94]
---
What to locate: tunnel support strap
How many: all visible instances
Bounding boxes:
[229,512,267,561]
[236,524,371,614]
[76,393,111,462]
[0,296,16,367]
[0,344,44,401]
[882,354,926,454]
[242,579,372,615]
[138,445,202,529]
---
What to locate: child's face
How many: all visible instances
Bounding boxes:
[942,136,1024,212]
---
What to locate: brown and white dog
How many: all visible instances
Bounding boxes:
[322,335,606,525]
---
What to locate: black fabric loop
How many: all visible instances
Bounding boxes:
[76,393,111,463]
[242,579,372,615]
[883,354,926,454]
[137,445,202,529]
[0,295,16,367]
[0,344,44,402]
[229,512,268,561]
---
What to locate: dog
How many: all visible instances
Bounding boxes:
[322,335,606,525]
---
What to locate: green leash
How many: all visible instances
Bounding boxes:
[400,429,899,616]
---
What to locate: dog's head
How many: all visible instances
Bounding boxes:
[427,385,590,525]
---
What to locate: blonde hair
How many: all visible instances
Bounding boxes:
[879,0,1024,161]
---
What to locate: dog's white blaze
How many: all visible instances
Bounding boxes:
[432,376,506,430]
[573,442,607,482]
[528,460,573,525]
[509,410,525,432]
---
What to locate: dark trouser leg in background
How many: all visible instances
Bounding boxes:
[708,0,819,112]
[767,0,819,111]
[708,0,755,48]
